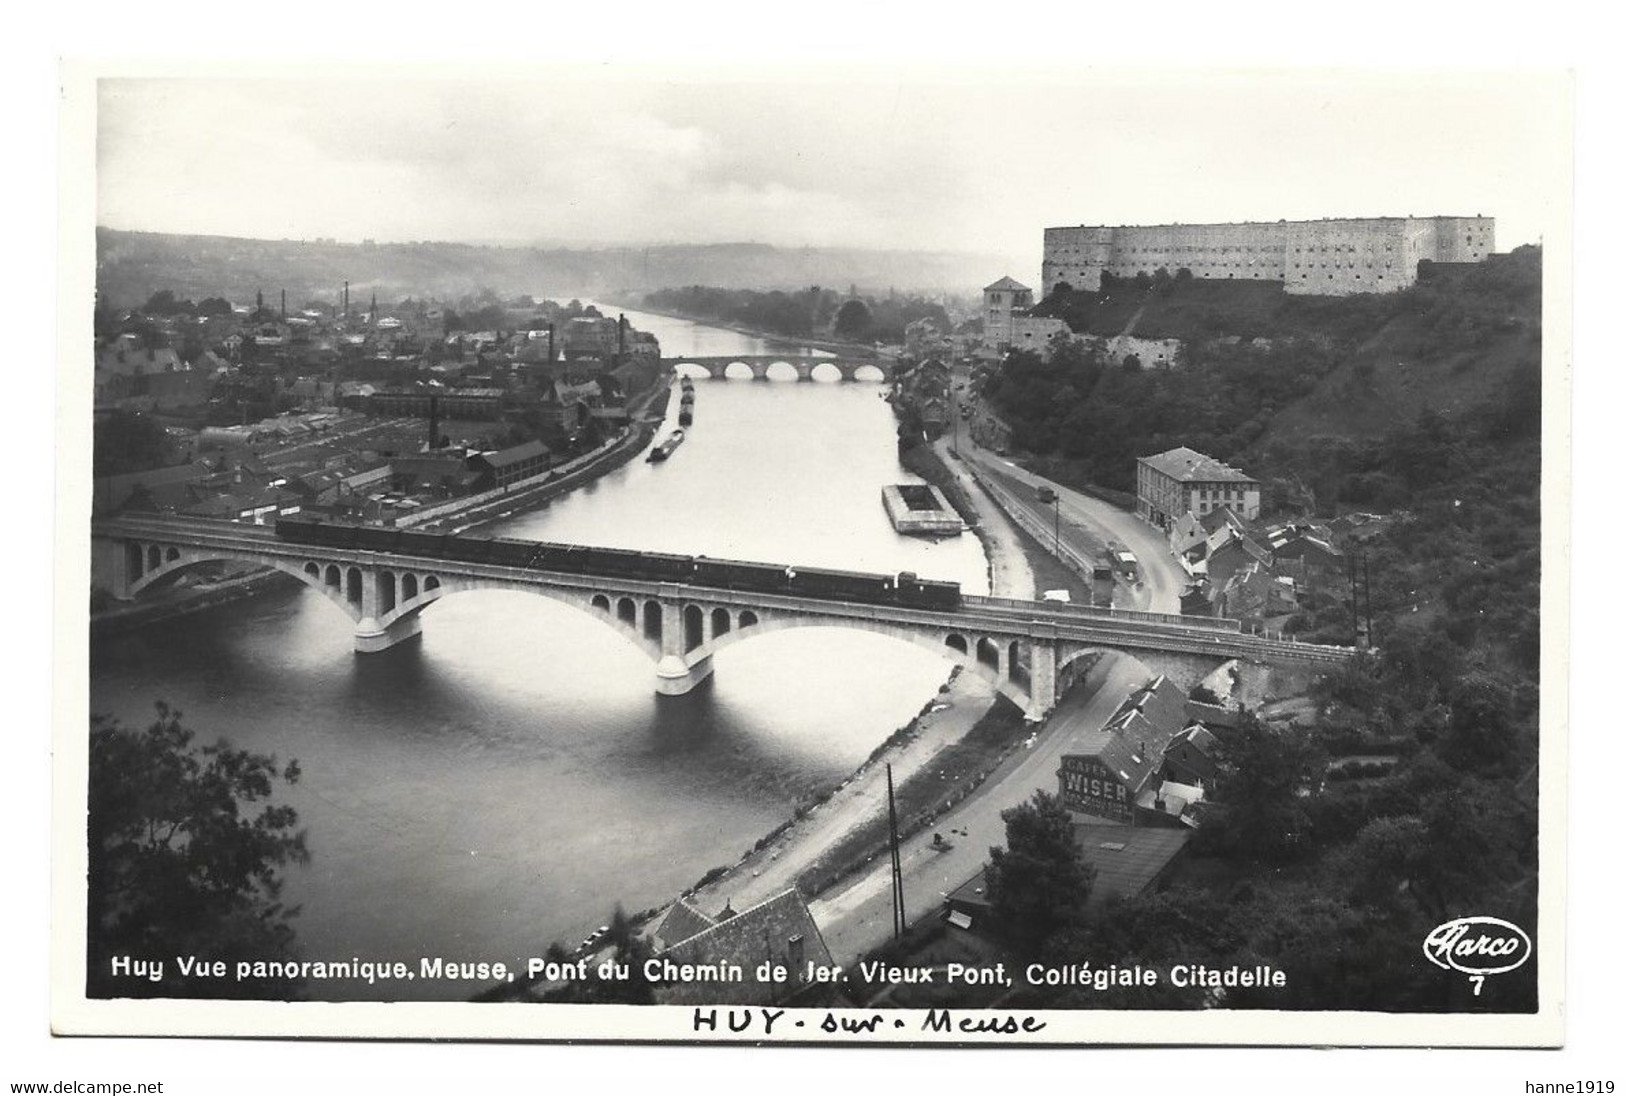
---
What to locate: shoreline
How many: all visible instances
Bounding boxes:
[88,380,673,626]
[91,567,298,636]
[599,299,894,360]
[654,427,1048,953]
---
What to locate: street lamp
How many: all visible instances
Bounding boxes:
[1036,486,1060,555]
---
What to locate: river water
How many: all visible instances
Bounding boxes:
[88,302,987,1000]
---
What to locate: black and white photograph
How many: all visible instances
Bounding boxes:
[38,47,1581,1065]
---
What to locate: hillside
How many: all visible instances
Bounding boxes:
[94,228,1008,309]
[984,252,1545,1014]
[1260,269,1540,445]
[993,247,1542,486]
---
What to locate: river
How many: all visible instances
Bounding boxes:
[88,302,987,1000]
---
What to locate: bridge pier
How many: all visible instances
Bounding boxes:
[92,535,136,600]
[354,612,423,653]
[1026,638,1058,722]
[655,653,713,696]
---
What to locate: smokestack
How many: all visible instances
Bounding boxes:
[280,288,286,320]
[547,322,555,364]
[344,281,350,317]
[371,291,377,324]
[427,395,440,451]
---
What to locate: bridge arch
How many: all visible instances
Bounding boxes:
[372,578,663,663]
[125,548,359,622]
[681,612,1034,715]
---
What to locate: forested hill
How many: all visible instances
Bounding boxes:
[94,228,1006,309]
[990,245,1542,496]
[983,251,1546,1013]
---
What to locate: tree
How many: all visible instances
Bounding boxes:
[1197,713,1324,864]
[833,298,873,339]
[93,411,172,478]
[542,904,656,1004]
[984,790,1095,954]
[87,704,309,998]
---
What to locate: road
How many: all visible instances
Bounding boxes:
[953,435,1188,615]
[809,653,1152,964]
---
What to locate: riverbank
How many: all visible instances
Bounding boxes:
[600,299,894,360]
[649,425,1049,946]
[413,396,669,534]
[90,380,674,626]
[91,565,297,636]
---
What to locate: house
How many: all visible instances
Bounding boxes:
[1056,675,1191,826]
[651,899,716,952]
[93,459,213,516]
[650,888,834,1006]
[391,451,480,498]
[179,484,300,525]
[96,340,183,378]
[1263,522,1345,592]
[1217,560,1299,622]
[1135,447,1261,530]
[1162,724,1222,789]
[469,439,552,490]
[1204,533,1273,597]
[948,824,1191,922]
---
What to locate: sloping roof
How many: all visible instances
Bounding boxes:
[1169,511,1208,557]
[653,899,717,950]
[1139,447,1258,485]
[94,460,213,514]
[482,439,551,468]
[1062,675,1190,797]
[655,889,832,1004]
[1199,505,1250,536]
[984,275,1031,292]
[1074,824,1190,907]
[1164,725,1221,786]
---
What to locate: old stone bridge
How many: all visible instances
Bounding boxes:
[663,356,896,383]
[93,515,1353,721]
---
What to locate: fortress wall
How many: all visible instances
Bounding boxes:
[1042,216,1495,299]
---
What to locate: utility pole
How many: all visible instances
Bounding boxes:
[1037,486,1060,556]
[886,763,906,940]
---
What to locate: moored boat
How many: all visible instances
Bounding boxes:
[647,428,687,462]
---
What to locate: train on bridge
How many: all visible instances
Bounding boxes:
[275,516,963,612]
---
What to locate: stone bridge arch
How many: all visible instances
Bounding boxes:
[125,545,360,621]
[1054,640,1235,697]
[668,606,1041,717]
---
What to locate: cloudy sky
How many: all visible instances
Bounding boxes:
[98,70,1568,261]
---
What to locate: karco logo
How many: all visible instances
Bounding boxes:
[1422,916,1531,994]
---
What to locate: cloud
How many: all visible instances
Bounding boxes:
[96,72,1565,258]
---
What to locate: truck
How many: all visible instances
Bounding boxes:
[1107,545,1140,583]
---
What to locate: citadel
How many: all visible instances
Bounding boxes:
[1041,215,1495,297]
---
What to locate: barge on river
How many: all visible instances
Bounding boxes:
[648,428,686,462]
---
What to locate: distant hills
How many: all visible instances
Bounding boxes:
[94,228,1015,309]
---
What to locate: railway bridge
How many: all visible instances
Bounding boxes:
[663,356,895,383]
[91,516,1354,721]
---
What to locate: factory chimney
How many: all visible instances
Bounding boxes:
[343,281,350,318]
[427,395,440,451]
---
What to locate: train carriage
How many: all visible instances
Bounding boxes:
[788,565,894,604]
[695,557,794,596]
